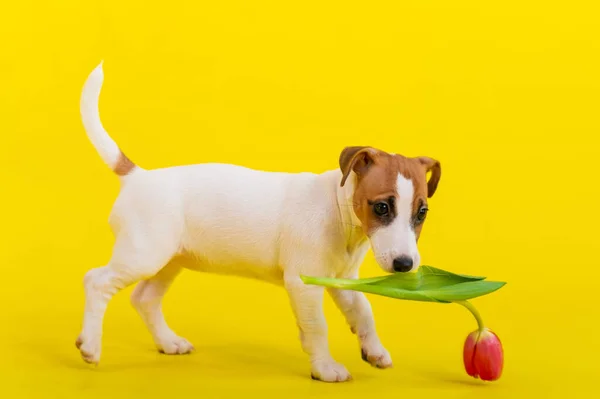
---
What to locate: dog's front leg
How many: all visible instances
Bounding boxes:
[284,276,352,382]
[328,287,392,369]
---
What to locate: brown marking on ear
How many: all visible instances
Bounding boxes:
[418,157,441,198]
[114,150,136,176]
[339,146,378,187]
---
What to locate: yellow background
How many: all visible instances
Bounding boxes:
[1,1,599,398]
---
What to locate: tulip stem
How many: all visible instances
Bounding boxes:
[455,300,485,333]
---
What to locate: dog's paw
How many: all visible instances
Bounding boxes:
[157,335,194,355]
[311,360,352,382]
[361,343,392,369]
[76,334,101,365]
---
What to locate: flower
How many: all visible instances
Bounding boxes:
[463,327,504,381]
[455,300,504,381]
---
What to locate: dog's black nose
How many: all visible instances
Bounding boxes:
[393,256,413,272]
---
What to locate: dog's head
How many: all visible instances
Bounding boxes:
[339,146,441,273]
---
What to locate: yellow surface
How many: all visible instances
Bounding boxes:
[1,1,599,398]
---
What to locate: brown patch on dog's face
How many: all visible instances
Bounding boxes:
[339,146,441,273]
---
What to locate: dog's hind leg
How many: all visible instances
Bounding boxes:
[75,224,179,365]
[130,262,193,355]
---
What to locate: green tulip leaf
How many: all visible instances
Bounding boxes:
[300,265,505,303]
[420,280,506,302]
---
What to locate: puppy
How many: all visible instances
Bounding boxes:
[76,63,441,382]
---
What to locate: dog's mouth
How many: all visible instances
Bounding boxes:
[374,252,420,274]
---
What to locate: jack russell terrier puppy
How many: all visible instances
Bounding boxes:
[76,63,441,382]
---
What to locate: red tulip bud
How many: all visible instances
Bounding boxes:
[463,327,503,381]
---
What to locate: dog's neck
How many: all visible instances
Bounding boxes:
[331,170,369,253]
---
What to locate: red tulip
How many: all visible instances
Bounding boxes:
[463,327,504,381]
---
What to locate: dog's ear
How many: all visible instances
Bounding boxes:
[339,146,377,187]
[418,156,441,198]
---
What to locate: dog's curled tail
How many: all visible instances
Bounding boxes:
[80,62,138,177]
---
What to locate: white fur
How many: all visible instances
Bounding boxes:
[80,62,123,173]
[76,63,392,382]
[370,174,420,272]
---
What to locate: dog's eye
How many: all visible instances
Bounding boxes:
[373,202,389,216]
[415,207,428,223]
